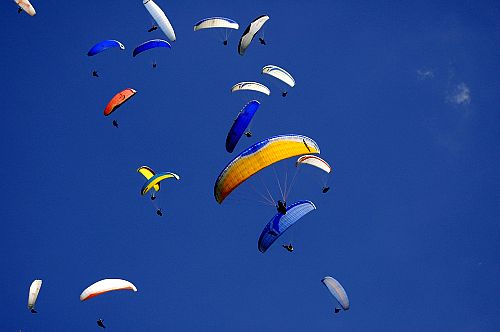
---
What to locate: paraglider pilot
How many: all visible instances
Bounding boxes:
[277,200,287,214]
[223,40,228,46]
[156,208,163,216]
[322,186,330,193]
[282,243,294,252]
[97,319,106,328]
[148,24,158,32]
[259,37,266,45]
[334,308,341,314]
[244,131,252,137]
[112,120,118,128]
[30,309,37,314]
[281,91,288,97]
[92,70,99,77]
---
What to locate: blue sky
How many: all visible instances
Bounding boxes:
[1,0,500,331]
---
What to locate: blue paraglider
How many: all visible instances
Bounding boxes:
[225,100,260,153]
[132,39,172,57]
[87,40,125,56]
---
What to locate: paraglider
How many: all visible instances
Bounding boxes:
[141,172,180,196]
[87,40,125,57]
[296,155,332,193]
[262,65,295,97]
[194,17,239,45]
[97,319,106,328]
[143,0,176,42]
[296,155,331,173]
[258,200,316,253]
[214,134,321,204]
[321,276,349,313]
[103,88,137,116]
[137,166,160,199]
[28,279,42,313]
[80,279,137,301]
[225,100,260,153]
[230,82,270,96]
[238,15,269,55]
[132,39,171,57]
[14,0,36,16]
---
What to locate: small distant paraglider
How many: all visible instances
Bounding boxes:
[321,276,349,314]
[14,0,36,16]
[194,17,239,46]
[80,279,137,301]
[262,65,295,97]
[104,88,137,127]
[87,40,125,57]
[238,15,269,55]
[143,0,176,42]
[225,100,260,153]
[28,279,42,313]
[296,155,332,193]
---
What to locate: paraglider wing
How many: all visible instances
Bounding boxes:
[28,279,42,310]
[143,0,176,42]
[15,0,36,16]
[103,88,137,116]
[230,82,270,96]
[80,279,137,301]
[238,15,269,55]
[262,65,295,88]
[141,172,180,196]
[225,100,260,153]
[132,39,171,57]
[137,166,160,191]
[321,276,350,311]
[296,155,331,173]
[87,40,125,56]
[258,201,316,253]
[214,134,321,204]
[194,17,239,31]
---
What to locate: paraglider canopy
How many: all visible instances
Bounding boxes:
[258,200,316,253]
[262,65,296,88]
[296,155,331,173]
[321,276,349,311]
[14,0,36,16]
[87,40,125,56]
[28,279,42,311]
[214,134,321,204]
[194,17,239,31]
[238,15,269,55]
[132,39,171,57]
[104,88,137,116]
[143,0,176,42]
[225,100,260,153]
[141,172,180,196]
[80,279,137,301]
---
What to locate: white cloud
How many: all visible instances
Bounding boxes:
[448,82,471,105]
[417,69,434,80]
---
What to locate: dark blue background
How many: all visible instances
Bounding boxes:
[1,0,499,331]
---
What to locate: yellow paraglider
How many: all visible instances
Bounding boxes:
[214,134,320,204]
